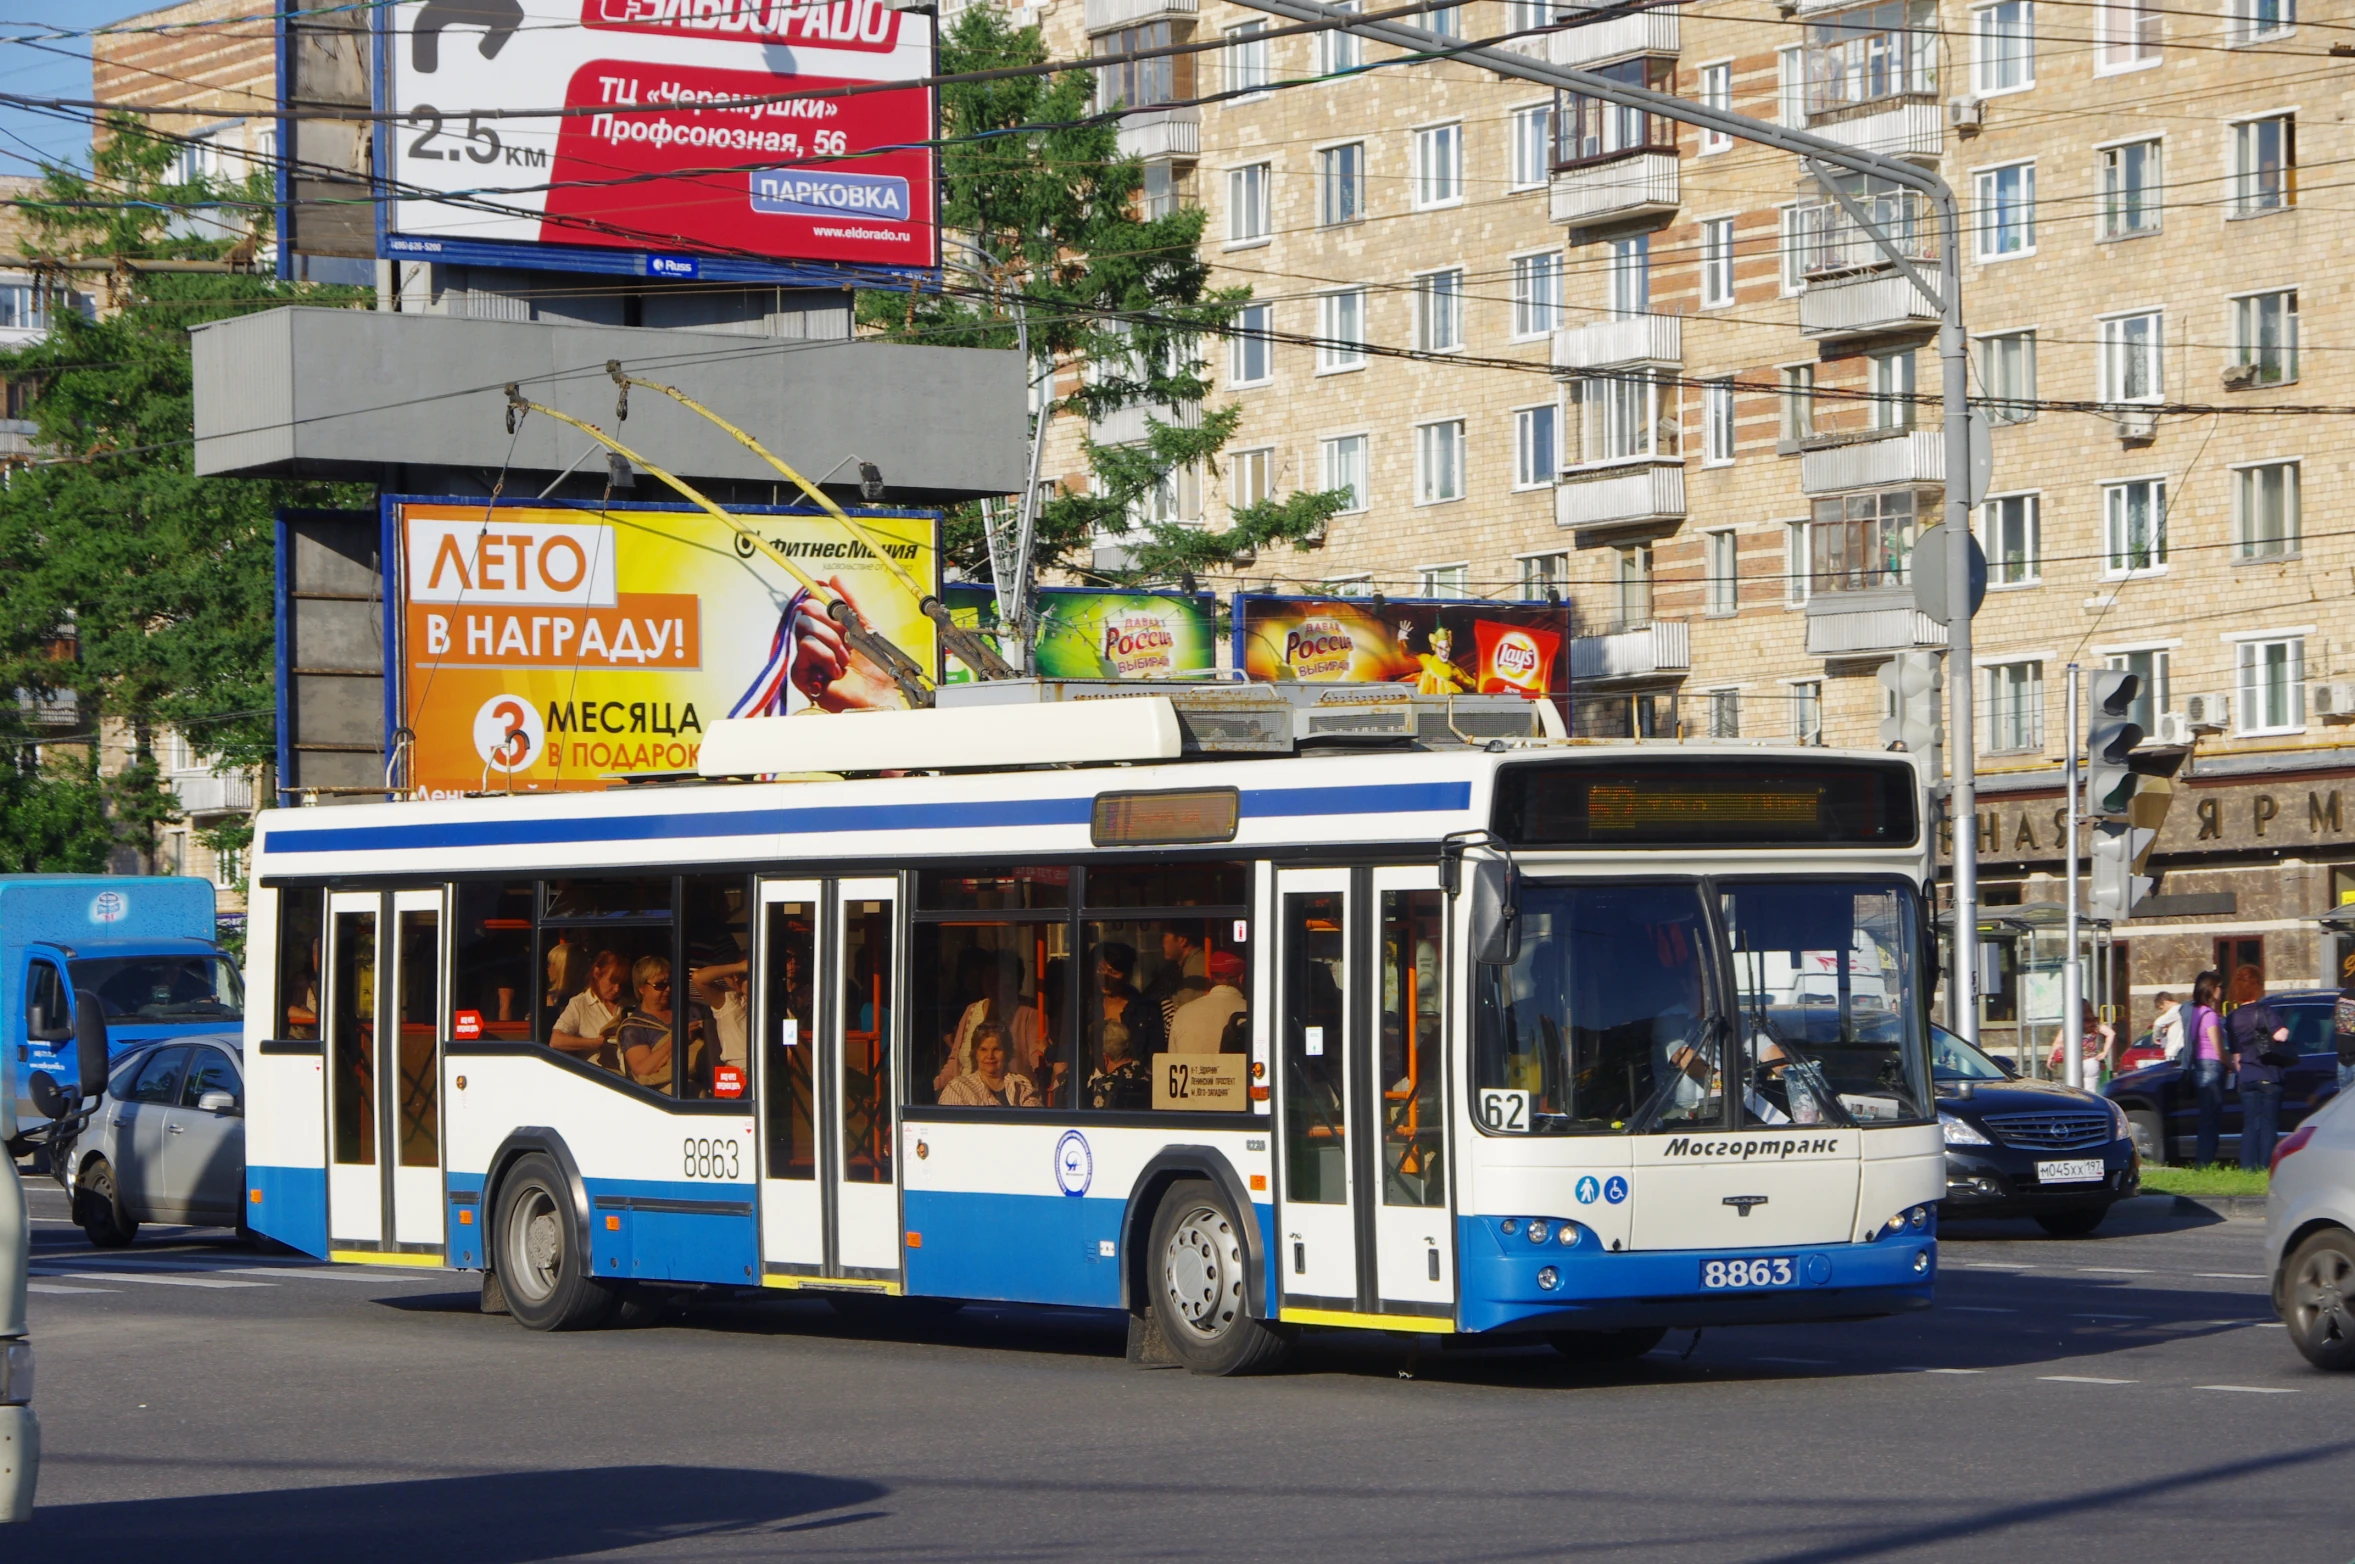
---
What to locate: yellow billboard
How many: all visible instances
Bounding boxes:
[393,498,938,797]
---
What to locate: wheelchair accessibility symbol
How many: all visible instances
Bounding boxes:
[1574,1176,1600,1205]
[1603,1176,1629,1205]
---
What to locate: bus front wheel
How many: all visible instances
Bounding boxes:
[1147,1179,1292,1376]
[494,1153,618,1331]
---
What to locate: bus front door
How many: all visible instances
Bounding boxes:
[1272,868,1455,1330]
[324,888,447,1257]
[756,877,902,1288]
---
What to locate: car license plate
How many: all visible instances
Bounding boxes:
[2037,1158,2105,1184]
[1700,1256,1795,1290]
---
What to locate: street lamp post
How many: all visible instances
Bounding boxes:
[1224,0,1982,1037]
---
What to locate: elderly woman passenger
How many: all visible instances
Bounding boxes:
[939,1021,1037,1108]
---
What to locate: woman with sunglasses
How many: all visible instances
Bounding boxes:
[612,955,680,1092]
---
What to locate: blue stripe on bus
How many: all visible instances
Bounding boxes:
[246,1164,329,1260]
[259,781,1474,857]
[583,1176,761,1286]
[904,1188,1125,1308]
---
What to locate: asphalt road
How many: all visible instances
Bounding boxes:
[8,1181,2352,1563]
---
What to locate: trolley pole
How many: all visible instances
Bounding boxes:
[1222,0,1982,1038]
[2063,663,2083,1089]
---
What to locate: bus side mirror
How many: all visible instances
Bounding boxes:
[1469,858,1521,967]
[74,989,110,1099]
[27,1071,63,1120]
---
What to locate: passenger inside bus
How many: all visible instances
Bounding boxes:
[611,955,694,1092]
[939,1021,1037,1107]
[1090,942,1163,1063]
[688,960,751,1074]
[549,951,629,1063]
[1169,949,1248,1052]
[1087,1019,1149,1110]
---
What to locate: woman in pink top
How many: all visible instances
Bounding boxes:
[2184,969,2229,1166]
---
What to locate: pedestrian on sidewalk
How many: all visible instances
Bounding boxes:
[2335,968,2355,1101]
[2226,965,2290,1171]
[2047,1001,2116,1081]
[2152,992,2184,1061]
[2185,970,2228,1166]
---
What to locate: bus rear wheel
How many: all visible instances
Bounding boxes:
[1148,1179,1291,1376]
[494,1153,618,1331]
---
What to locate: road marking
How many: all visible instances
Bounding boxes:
[1943,1306,2017,1314]
[1753,1356,1833,1366]
[2257,1322,2288,1329]
[2194,1273,2266,1280]
[2038,1375,2137,1385]
[1920,1368,1985,1375]
[27,1282,118,1294]
[222,1267,449,1284]
[2196,1385,2298,1394]
[2070,1314,2150,1321]
[2076,1267,2154,1275]
[35,1271,271,1290]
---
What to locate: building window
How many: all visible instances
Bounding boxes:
[2098,139,2161,238]
[1227,163,1270,243]
[1321,434,1368,512]
[2232,115,2295,215]
[1614,544,1653,627]
[1510,252,1562,339]
[1976,330,2036,424]
[1412,123,1463,209]
[1975,162,2035,259]
[1230,303,1273,387]
[1780,364,1815,443]
[1804,0,1937,116]
[1422,2,1462,38]
[2237,637,2305,733]
[1509,102,1553,190]
[1777,44,1806,127]
[0,284,47,332]
[1514,403,1559,488]
[1507,0,1552,31]
[2099,311,2162,404]
[1608,236,1649,318]
[1568,370,1679,466]
[1791,680,1824,744]
[2102,478,2167,575]
[1700,218,1735,308]
[1554,57,1677,166]
[2234,289,2298,386]
[1318,142,1364,226]
[1416,419,1465,504]
[2235,461,2300,559]
[1415,269,1463,353]
[1784,520,1812,605]
[1972,1,2034,92]
[1520,551,1568,598]
[2105,649,2169,733]
[1135,461,1202,527]
[1224,22,1270,94]
[1318,1,1362,73]
[1094,22,1180,109]
[1698,63,1733,153]
[1869,350,1916,431]
[1229,446,1272,513]
[2097,0,2159,68]
[1809,488,1927,594]
[1316,289,1366,372]
[1705,690,1741,739]
[1141,163,1182,221]
[1703,379,1736,466]
[1705,529,1738,615]
[1979,492,2041,585]
[1417,562,1469,597]
[1986,661,2045,753]
[2229,0,2293,43]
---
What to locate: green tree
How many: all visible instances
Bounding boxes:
[0,117,366,869]
[858,5,1341,591]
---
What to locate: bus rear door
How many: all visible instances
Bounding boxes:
[323,888,446,1258]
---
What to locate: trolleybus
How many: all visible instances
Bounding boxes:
[230,692,1942,1373]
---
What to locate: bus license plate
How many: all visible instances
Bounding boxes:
[2037,1159,2104,1184]
[1700,1257,1794,1290]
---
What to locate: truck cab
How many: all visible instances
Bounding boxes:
[3,877,242,1135]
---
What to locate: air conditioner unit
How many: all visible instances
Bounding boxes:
[1947,97,1985,135]
[2150,711,2194,746]
[2182,692,2232,733]
[2114,408,2159,443]
[2313,682,2355,720]
[2220,361,2261,391]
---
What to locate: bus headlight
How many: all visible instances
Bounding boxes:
[1536,1266,1561,1291]
[1526,1220,1551,1245]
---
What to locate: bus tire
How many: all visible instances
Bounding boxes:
[76,1156,137,1248]
[1546,1327,1666,1364]
[493,1153,617,1332]
[1147,1179,1292,1376]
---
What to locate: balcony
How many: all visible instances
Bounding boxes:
[1084,0,1195,31]
[1804,589,1950,657]
[1116,106,1199,164]
[14,686,74,727]
[1571,619,1691,682]
[1800,428,1942,494]
[1806,99,1943,159]
[1548,4,1679,66]
[1551,152,1678,227]
[1553,312,1680,372]
[1556,460,1684,533]
[1798,269,1939,341]
[170,768,256,816]
[1088,399,1201,447]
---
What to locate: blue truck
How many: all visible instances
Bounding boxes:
[2,877,243,1136]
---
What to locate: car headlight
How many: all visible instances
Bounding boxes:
[0,1339,32,1406]
[2106,1098,2130,1138]
[1940,1112,1990,1146]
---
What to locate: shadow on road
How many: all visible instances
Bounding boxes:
[13,1465,890,1560]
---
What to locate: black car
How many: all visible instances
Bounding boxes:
[2102,990,2343,1165]
[1934,1025,2139,1236]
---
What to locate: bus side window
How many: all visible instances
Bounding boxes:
[912,866,1072,1110]
[452,882,535,1041]
[680,875,751,1101]
[764,902,817,1178]
[277,887,324,1040]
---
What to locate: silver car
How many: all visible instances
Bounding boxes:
[2266,1085,2355,1369]
[55,1038,246,1247]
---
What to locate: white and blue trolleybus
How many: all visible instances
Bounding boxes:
[241,685,1941,1373]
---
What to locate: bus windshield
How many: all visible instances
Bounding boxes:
[70,955,245,1024]
[1471,878,1930,1134]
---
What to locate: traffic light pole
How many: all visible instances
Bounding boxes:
[1221,0,1983,1039]
[2064,663,2083,1089]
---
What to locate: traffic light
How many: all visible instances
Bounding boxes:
[1877,652,1942,780]
[2088,821,2156,922]
[2086,668,2144,819]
